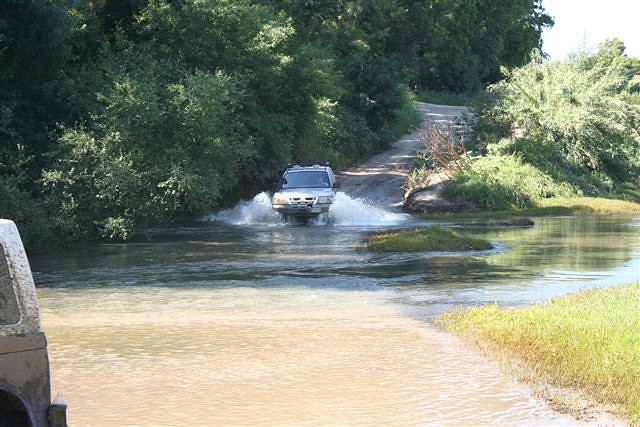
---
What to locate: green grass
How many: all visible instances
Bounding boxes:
[439,217,535,227]
[420,196,640,222]
[535,197,640,215]
[436,282,640,423]
[441,154,575,210]
[364,225,492,252]
[615,182,640,201]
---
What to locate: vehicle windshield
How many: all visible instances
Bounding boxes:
[282,171,330,189]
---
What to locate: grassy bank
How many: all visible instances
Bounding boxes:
[420,196,640,222]
[534,197,640,215]
[364,225,492,252]
[436,282,640,423]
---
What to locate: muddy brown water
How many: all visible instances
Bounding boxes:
[32,205,640,426]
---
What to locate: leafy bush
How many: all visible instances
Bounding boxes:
[44,49,253,241]
[415,89,482,106]
[0,178,53,251]
[442,155,573,210]
[476,40,640,193]
[384,89,422,142]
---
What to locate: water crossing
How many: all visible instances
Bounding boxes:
[208,192,409,227]
[31,204,640,425]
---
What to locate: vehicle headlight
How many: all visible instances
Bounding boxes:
[317,196,334,204]
[272,195,287,204]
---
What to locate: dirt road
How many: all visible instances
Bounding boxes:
[338,102,469,210]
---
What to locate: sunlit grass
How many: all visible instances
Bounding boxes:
[535,196,640,215]
[420,196,640,221]
[364,225,492,252]
[436,282,640,423]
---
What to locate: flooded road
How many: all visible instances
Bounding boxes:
[32,195,640,425]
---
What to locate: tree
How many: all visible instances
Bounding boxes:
[0,0,72,182]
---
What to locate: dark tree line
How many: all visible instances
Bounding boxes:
[0,0,551,248]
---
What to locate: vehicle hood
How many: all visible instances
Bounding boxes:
[274,188,335,198]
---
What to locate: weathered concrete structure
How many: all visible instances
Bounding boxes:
[0,219,66,427]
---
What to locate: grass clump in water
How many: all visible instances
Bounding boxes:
[436,282,640,423]
[365,225,492,253]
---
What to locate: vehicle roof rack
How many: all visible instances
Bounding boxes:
[285,162,331,168]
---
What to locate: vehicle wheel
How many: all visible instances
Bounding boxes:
[0,391,30,427]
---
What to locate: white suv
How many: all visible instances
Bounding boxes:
[272,165,339,218]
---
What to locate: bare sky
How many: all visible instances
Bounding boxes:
[541,0,640,59]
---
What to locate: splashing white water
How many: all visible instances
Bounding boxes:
[208,192,408,227]
[324,192,409,226]
[208,192,283,225]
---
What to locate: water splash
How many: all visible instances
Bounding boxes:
[208,192,283,225]
[323,192,409,226]
[208,192,408,227]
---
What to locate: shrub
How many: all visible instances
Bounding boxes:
[476,40,640,193]
[0,178,53,251]
[442,154,574,210]
[44,49,253,241]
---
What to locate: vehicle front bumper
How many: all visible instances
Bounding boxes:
[272,203,332,217]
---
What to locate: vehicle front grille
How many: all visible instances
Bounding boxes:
[290,197,317,206]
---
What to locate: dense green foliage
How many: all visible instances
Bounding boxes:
[415,89,483,107]
[437,281,640,422]
[388,0,552,91]
[443,40,640,210]
[364,225,492,252]
[442,154,573,210]
[0,0,552,249]
[0,0,72,246]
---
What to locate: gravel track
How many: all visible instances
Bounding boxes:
[338,102,470,211]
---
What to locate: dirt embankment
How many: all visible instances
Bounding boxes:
[338,102,470,212]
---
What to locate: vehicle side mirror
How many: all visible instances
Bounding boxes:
[333,180,341,189]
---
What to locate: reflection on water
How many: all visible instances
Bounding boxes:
[396,216,640,316]
[32,215,640,425]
